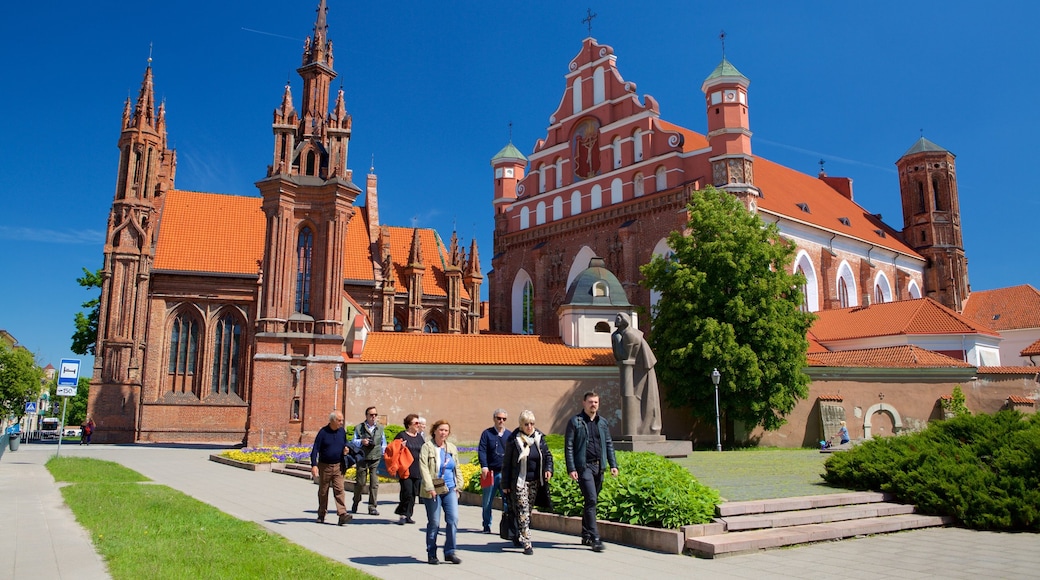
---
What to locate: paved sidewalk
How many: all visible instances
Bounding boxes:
[3,443,1039,579]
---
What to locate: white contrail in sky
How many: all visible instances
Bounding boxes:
[241,28,302,42]
[756,138,896,174]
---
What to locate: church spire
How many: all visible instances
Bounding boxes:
[132,65,157,131]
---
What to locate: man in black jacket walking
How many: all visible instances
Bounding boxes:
[564,391,618,552]
[310,411,352,526]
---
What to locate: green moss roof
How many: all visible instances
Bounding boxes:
[705,58,748,83]
[491,142,527,163]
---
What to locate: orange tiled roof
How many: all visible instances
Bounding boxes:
[807,345,973,368]
[962,285,1040,331]
[977,366,1040,375]
[355,333,613,365]
[1021,338,1040,357]
[383,227,472,300]
[342,209,375,282]
[806,332,829,353]
[809,298,1000,342]
[1007,395,1035,406]
[154,190,265,274]
[817,394,844,402]
[753,158,918,258]
[656,120,709,153]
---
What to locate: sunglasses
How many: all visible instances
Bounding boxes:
[494,416,507,421]
[367,413,378,417]
[523,422,535,426]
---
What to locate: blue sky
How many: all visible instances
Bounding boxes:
[2,0,1038,372]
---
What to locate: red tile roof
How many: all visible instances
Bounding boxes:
[1006,395,1035,406]
[154,190,265,274]
[962,285,1040,331]
[354,333,614,365]
[1021,338,1040,357]
[753,158,918,258]
[817,394,844,402]
[977,366,1040,375]
[806,332,829,353]
[807,345,973,368]
[809,298,1000,342]
[342,209,375,283]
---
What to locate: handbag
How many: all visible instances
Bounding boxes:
[432,447,450,495]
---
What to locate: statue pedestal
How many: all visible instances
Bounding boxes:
[614,435,691,458]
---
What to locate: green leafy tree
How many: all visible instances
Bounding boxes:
[640,186,815,435]
[941,384,971,418]
[0,342,44,418]
[46,376,90,426]
[71,267,103,356]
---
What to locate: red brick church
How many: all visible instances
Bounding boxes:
[488,36,970,338]
[88,1,484,444]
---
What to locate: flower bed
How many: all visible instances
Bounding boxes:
[220,445,311,464]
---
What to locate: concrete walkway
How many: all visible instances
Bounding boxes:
[3,442,1039,579]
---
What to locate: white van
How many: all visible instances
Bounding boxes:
[41,417,61,440]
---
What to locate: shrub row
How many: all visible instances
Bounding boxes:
[822,410,1040,531]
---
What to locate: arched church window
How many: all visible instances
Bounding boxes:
[916,181,925,214]
[875,284,885,305]
[211,313,242,396]
[797,266,809,313]
[932,177,942,210]
[594,321,611,333]
[612,136,622,169]
[633,129,643,161]
[295,227,314,314]
[838,278,850,309]
[590,185,602,210]
[555,158,564,188]
[306,151,316,176]
[538,163,546,193]
[393,315,402,332]
[592,281,609,297]
[572,77,583,114]
[633,173,644,197]
[552,196,563,220]
[571,191,582,215]
[519,207,530,229]
[593,67,605,104]
[168,312,200,395]
[536,201,546,225]
[611,178,623,204]
[423,319,440,333]
[521,281,534,335]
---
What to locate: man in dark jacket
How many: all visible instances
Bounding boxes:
[310,411,352,526]
[478,408,511,533]
[351,406,386,515]
[564,391,618,552]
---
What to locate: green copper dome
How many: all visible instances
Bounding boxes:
[491,142,527,164]
[705,58,749,83]
[902,137,951,157]
[563,257,631,307]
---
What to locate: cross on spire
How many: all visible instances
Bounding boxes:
[719,30,726,59]
[148,42,153,65]
[508,121,513,142]
[582,8,597,36]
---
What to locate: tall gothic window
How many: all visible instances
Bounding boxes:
[932,177,942,210]
[423,319,440,333]
[797,266,809,313]
[838,278,850,309]
[168,313,199,394]
[295,227,313,314]
[521,281,534,334]
[875,284,886,305]
[916,181,925,213]
[211,313,241,395]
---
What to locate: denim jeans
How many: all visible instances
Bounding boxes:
[480,471,508,529]
[424,488,459,558]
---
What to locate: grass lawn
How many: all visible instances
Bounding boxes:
[674,447,851,502]
[47,457,377,580]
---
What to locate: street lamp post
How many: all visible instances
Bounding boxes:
[333,364,343,410]
[712,368,722,452]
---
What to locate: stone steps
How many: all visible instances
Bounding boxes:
[272,462,313,480]
[687,491,953,558]
[687,513,953,558]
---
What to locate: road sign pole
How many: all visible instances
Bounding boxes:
[56,398,69,457]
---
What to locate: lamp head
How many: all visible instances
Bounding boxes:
[711,368,721,385]
[333,365,342,381]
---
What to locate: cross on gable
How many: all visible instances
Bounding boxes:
[582,8,597,36]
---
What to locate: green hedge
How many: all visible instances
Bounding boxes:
[466,435,720,528]
[822,411,1040,531]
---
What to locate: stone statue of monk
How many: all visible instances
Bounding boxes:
[611,312,662,436]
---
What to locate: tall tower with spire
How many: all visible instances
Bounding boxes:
[701,51,759,210]
[251,0,362,445]
[897,137,969,311]
[90,61,177,440]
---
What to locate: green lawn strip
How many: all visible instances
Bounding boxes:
[48,456,149,483]
[49,458,376,580]
[674,448,852,501]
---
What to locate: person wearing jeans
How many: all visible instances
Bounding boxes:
[564,391,618,552]
[477,408,511,533]
[419,419,463,565]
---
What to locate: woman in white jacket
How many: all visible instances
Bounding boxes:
[419,419,463,565]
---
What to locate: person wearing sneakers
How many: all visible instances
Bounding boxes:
[420,420,463,565]
[309,411,352,526]
[564,391,618,552]
[352,406,387,516]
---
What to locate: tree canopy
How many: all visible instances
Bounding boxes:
[0,342,44,418]
[640,186,815,434]
[71,267,102,356]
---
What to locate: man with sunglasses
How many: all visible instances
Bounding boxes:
[352,406,387,515]
[478,408,512,534]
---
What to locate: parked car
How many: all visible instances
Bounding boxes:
[64,428,82,438]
